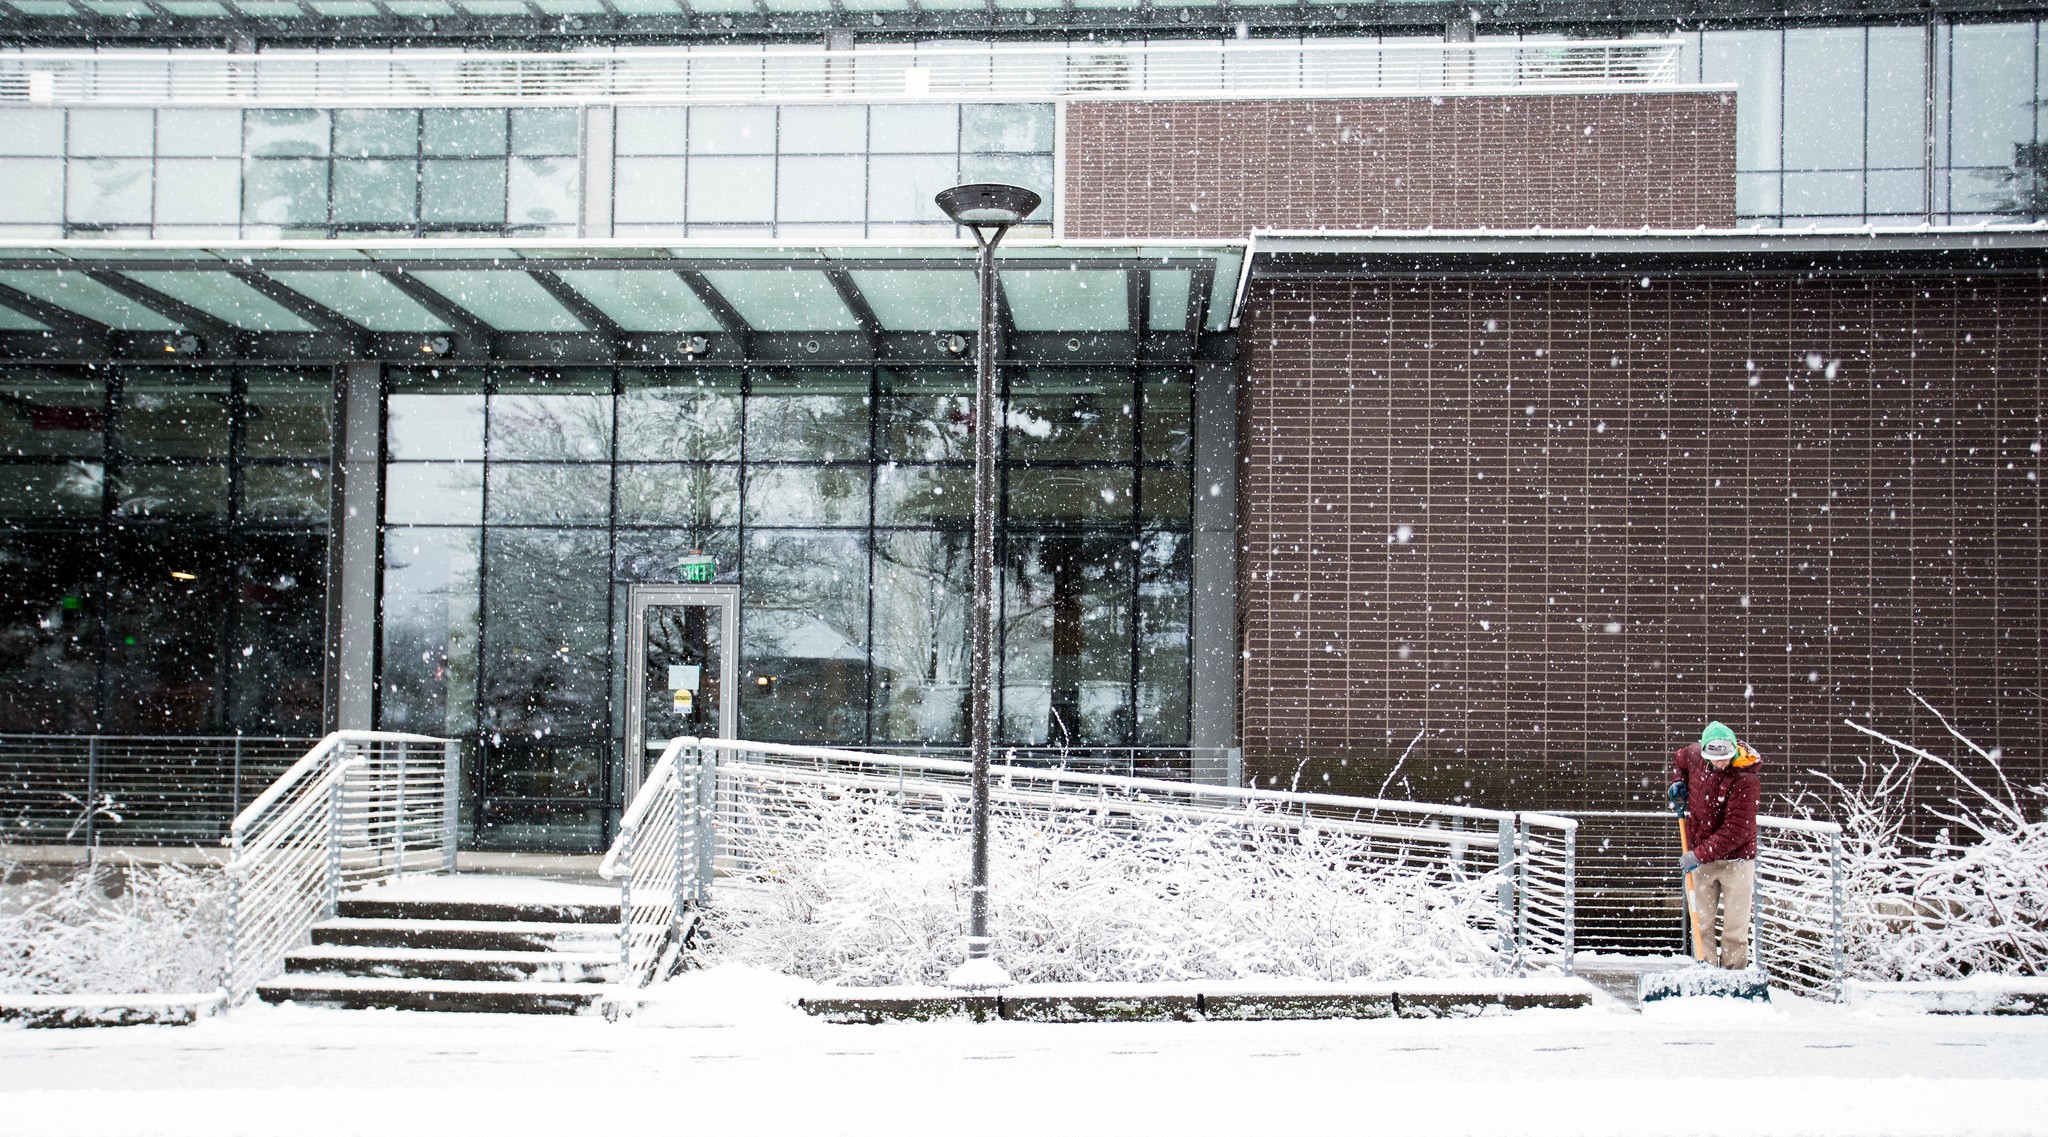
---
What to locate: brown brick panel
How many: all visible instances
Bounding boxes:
[1063,93,1736,239]
[1238,276,2046,820]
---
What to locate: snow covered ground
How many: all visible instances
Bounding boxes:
[3,966,2043,1137]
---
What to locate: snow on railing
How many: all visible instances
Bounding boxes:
[0,39,1684,108]
[602,736,1577,988]
[223,731,457,1003]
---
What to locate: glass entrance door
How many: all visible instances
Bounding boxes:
[623,584,737,800]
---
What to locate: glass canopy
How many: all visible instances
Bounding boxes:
[0,242,1241,354]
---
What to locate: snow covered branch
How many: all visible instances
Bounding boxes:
[0,856,228,996]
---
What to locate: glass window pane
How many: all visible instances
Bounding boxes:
[66,158,153,225]
[744,464,870,526]
[961,103,1053,152]
[0,532,101,732]
[686,155,775,223]
[334,109,419,158]
[870,104,957,153]
[421,159,507,225]
[117,371,230,458]
[487,382,611,460]
[1703,30,1782,172]
[156,109,242,158]
[123,272,319,334]
[0,159,63,224]
[777,155,866,223]
[378,525,480,736]
[874,463,971,526]
[845,269,976,331]
[617,462,739,526]
[333,159,418,225]
[872,529,968,743]
[745,370,870,460]
[701,270,860,332]
[780,104,866,153]
[244,369,333,457]
[1949,22,2035,167]
[384,461,482,524]
[556,272,722,334]
[0,271,177,332]
[1783,28,1864,171]
[1867,168,1927,214]
[0,463,105,517]
[1010,369,1133,461]
[68,108,154,157]
[1001,534,1132,746]
[245,109,331,157]
[486,463,610,524]
[272,272,448,334]
[387,375,485,459]
[689,106,776,154]
[1783,170,1864,216]
[511,108,580,156]
[0,369,106,458]
[480,527,610,738]
[867,154,956,222]
[0,109,65,157]
[240,464,329,522]
[615,106,687,156]
[114,465,231,518]
[1007,467,1133,524]
[424,108,510,157]
[102,532,228,733]
[410,271,586,333]
[509,156,580,228]
[1135,530,1188,745]
[1001,269,1128,332]
[1142,368,1192,462]
[617,369,741,459]
[615,527,739,584]
[1868,27,1928,170]
[614,156,688,224]
[741,528,868,742]
[154,158,241,226]
[1139,466,1189,524]
[958,154,1054,216]
[1147,270,1192,332]
[879,370,972,461]
[243,158,329,226]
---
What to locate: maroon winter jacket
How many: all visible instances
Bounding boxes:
[1670,742,1761,862]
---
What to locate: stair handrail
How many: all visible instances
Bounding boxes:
[224,730,457,1004]
[600,736,702,990]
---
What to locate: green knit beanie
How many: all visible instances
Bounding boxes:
[1700,720,1738,760]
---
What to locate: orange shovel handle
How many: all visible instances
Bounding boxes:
[1680,817,1709,963]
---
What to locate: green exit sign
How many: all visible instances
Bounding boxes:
[678,554,715,583]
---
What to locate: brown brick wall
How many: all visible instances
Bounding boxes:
[1063,93,1736,239]
[1238,276,2047,817]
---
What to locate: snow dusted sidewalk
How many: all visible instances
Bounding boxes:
[4,967,2045,1137]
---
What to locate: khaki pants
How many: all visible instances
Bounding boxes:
[1690,858,1755,970]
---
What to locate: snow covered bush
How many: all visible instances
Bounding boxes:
[0,855,229,995]
[1821,695,2048,981]
[697,782,1503,986]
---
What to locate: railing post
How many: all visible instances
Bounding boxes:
[232,735,244,822]
[695,742,717,902]
[615,822,635,984]
[442,739,460,875]
[1515,817,1532,976]
[325,743,346,919]
[225,828,243,1005]
[1561,821,1577,975]
[394,742,408,879]
[1828,828,1847,1001]
[670,756,688,942]
[83,735,98,850]
[1495,816,1516,974]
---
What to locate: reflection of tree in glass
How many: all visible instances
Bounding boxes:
[873,531,970,742]
[741,530,867,742]
[481,530,608,740]
[1984,137,2048,220]
[379,528,480,737]
[1002,535,1134,748]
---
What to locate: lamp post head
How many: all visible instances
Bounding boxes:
[935,183,1042,228]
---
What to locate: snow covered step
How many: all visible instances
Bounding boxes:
[283,945,616,985]
[255,974,610,1015]
[336,897,620,926]
[311,917,618,954]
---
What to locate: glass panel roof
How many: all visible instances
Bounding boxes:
[1000,269,1128,333]
[410,270,588,333]
[1147,269,1192,332]
[846,269,977,332]
[0,305,46,332]
[700,269,861,333]
[553,270,722,334]
[268,270,452,333]
[0,271,180,332]
[122,271,321,334]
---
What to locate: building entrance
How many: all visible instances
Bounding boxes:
[622,584,736,801]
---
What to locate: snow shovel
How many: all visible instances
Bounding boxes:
[1638,816,1771,1004]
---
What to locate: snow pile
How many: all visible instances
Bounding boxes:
[698,782,1502,986]
[0,858,228,996]
[1823,695,2048,982]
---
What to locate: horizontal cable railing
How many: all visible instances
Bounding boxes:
[0,39,1684,107]
[0,734,319,848]
[1556,810,1846,1000]
[602,736,1577,989]
[225,731,457,1003]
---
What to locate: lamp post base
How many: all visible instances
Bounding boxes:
[946,941,1013,990]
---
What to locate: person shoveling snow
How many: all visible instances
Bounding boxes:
[1640,720,1771,1004]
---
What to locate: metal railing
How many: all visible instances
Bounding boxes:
[1559,810,1847,1000]
[0,39,1685,107]
[601,736,1578,989]
[223,731,457,1003]
[0,734,319,848]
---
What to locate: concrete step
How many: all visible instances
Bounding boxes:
[311,917,618,954]
[336,897,621,926]
[283,945,616,985]
[256,975,609,1015]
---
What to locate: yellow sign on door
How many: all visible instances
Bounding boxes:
[673,688,693,713]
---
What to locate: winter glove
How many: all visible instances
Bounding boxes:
[1667,781,1688,817]
[1679,851,1700,874]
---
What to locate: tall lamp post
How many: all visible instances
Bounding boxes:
[934,182,1040,986]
